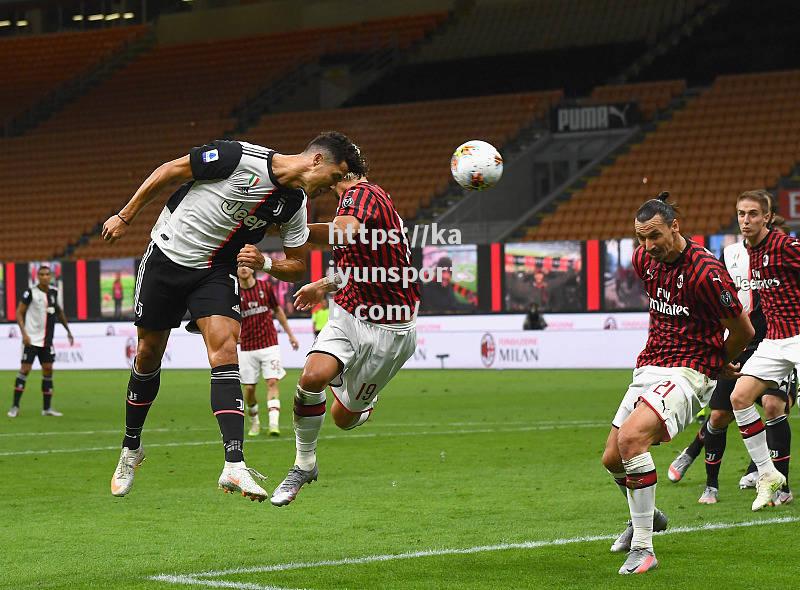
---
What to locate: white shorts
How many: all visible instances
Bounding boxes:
[239,345,286,384]
[612,366,716,442]
[310,304,417,413]
[741,336,800,387]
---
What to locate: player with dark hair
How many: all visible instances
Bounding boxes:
[256,165,420,507]
[723,189,800,511]
[102,131,366,501]
[668,193,795,505]
[8,265,74,418]
[601,192,754,574]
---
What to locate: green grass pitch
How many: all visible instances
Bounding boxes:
[1,368,797,589]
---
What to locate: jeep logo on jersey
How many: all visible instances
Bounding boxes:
[221,200,268,230]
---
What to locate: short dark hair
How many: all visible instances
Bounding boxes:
[306,131,368,178]
[38,265,51,272]
[636,191,680,225]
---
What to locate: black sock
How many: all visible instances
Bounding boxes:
[686,423,706,459]
[704,422,728,489]
[42,376,53,410]
[210,364,244,463]
[766,415,791,487]
[123,360,161,450]
[12,372,26,407]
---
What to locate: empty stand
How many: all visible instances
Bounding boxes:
[525,71,800,241]
[0,26,148,127]
[589,79,685,120]
[68,90,562,260]
[0,13,446,262]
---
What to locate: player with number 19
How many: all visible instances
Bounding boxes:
[600,192,754,575]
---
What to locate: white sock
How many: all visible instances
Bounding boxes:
[607,468,628,498]
[294,385,326,471]
[623,452,657,550]
[247,403,259,418]
[268,399,281,430]
[733,405,776,475]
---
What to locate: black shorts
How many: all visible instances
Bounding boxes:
[22,345,55,365]
[710,348,797,413]
[134,243,241,331]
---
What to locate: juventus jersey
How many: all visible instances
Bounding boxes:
[721,240,767,347]
[21,287,59,348]
[152,140,310,269]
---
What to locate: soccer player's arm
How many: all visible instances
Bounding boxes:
[102,140,241,243]
[701,265,754,366]
[306,185,373,247]
[781,236,800,270]
[272,306,299,350]
[54,296,74,346]
[238,201,309,282]
[17,290,31,346]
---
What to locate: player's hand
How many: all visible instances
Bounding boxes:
[289,335,299,350]
[293,283,325,311]
[67,332,74,346]
[22,333,31,347]
[101,214,129,243]
[719,362,742,380]
[237,244,266,271]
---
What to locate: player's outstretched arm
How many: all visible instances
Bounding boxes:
[293,275,340,312]
[306,216,362,248]
[101,155,193,243]
[718,312,755,379]
[237,244,308,283]
[56,305,74,346]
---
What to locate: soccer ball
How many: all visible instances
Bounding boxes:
[450,140,503,191]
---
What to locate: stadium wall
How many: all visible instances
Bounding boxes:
[0,314,649,371]
[156,0,454,45]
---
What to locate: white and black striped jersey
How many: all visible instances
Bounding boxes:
[722,240,766,346]
[21,287,59,348]
[151,140,310,269]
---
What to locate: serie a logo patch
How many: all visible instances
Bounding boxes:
[202,149,219,163]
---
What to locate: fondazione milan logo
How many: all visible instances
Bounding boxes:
[480,333,496,367]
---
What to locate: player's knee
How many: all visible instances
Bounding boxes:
[299,368,329,393]
[135,344,162,373]
[762,395,785,420]
[616,425,647,458]
[601,445,621,471]
[19,366,31,376]
[709,409,733,429]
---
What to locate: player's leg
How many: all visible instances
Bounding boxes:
[616,403,663,575]
[239,350,261,437]
[270,352,340,507]
[331,398,371,430]
[39,358,61,416]
[266,378,281,435]
[697,409,734,504]
[263,346,287,436]
[762,392,792,503]
[196,314,266,501]
[606,373,669,554]
[8,352,33,417]
[731,373,786,509]
[111,327,169,496]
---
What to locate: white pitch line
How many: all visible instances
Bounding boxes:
[149,516,800,590]
[0,422,607,457]
[0,419,598,438]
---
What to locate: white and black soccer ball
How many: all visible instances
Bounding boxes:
[450,140,503,191]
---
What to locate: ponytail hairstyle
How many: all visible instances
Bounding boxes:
[636,191,680,224]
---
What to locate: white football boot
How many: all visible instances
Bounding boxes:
[7,406,19,418]
[270,464,319,507]
[247,415,261,437]
[752,471,787,511]
[218,462,268,502]
[42,408,63,416]
[111,446,145,497]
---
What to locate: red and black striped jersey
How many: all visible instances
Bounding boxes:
[633,239,743,378]
[333,181,420,324]
[239,279,279,351]
[745,229,800,339]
